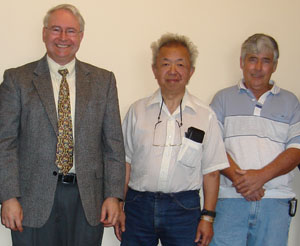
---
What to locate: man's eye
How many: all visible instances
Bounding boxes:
[248,58,257,62]
[263,59,271,64]
[52,27,61,33]
[66,29,76,34]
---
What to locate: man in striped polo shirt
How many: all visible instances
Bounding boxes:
[210,33,300,246]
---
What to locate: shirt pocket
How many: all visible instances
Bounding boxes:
[177,137,202,168]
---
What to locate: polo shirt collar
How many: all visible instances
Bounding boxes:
[238,79,281,95]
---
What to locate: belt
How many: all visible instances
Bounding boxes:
[58,173,77,184]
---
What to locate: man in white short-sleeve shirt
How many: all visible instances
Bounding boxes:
[114,33,229,246]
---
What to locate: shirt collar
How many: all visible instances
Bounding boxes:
[47,55,76,79]
[238,79,281,95]
[146,88,198,113]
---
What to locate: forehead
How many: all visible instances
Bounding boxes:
[245,51,274,60]
[47,9,80,28]
[157,44,190,60]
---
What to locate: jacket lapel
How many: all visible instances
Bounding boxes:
[74,60,90,133]
[32,56,58,135]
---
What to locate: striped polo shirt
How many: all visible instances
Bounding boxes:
[211,80,300,198]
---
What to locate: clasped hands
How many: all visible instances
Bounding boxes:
[233,169,266,201]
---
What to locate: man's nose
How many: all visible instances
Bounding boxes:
[255,60,262,70]
[169,64,177,74]
[59,30,67,40]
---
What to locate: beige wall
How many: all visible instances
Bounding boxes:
[0,0,299,245]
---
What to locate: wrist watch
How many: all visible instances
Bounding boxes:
[201,209,216,218]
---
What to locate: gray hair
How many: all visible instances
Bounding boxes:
[241,33,279,65]
[43,4,85,32]
[151,33,198,67]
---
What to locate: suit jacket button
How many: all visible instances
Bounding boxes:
[53,171,58,176]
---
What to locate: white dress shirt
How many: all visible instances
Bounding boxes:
[123,89,229,193]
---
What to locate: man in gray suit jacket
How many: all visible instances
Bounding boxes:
[0,4,125,246]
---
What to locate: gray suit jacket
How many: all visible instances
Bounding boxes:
[0,56,125,227]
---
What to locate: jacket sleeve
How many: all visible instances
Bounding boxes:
[0,69,21,203]
[101,72,126,200]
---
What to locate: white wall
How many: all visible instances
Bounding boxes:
[0,0,299,245]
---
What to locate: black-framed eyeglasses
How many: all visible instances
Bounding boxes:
[152,97,183,147]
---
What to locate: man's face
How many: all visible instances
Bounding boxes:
[43,9,83,65]
[241,51,277,96]
[152,44,195,96]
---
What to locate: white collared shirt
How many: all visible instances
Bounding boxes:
[47,56,76,173]
[123,89,229,193]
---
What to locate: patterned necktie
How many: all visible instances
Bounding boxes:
[55,69,74,175]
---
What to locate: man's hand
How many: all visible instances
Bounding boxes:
[233,169,266,197]
[1,198,23,232]
[243,187,265,201]
[100,197,121,227]
[113,203,125,241]
[194,220,213,246]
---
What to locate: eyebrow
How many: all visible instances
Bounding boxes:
[161,58,185,62]
[49,25,77,30]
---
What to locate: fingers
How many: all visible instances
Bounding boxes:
[2,212,23,232]
[195,220,213,246]
[259,188,265,197]
[114,223,122,241]
[100,197,121,227]
[100,206,107,223]
[243,187,265,201]
[120,215,126,233]
[15,214,24,232]
[195,235,210,246]
[235,169,247,175]
[105,210,119,226]
[194,230,201,243]
[1,198,23,232]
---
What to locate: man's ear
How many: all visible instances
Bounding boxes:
[42,27,47,43]
[152,64,158,79]
[240,56,244,69]
[272,61,278,73]
[189,66,195,77]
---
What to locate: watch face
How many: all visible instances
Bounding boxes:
[201,209,216,218]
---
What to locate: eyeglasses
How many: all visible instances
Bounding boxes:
[45,26,82,37]
[152,98,183,147]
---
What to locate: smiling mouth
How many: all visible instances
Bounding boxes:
[56,44,70,48]
[166,78,180,83]
[251,74,264,78]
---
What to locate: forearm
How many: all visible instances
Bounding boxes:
[224,153,264,200]
[195,171,219,245]
[260,148,300,183]
[202,171,220,211]
[220,153,241,183]
[233,148,300,198]
[119,162,131,208]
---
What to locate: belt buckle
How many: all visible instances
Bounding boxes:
[61,173,76,184]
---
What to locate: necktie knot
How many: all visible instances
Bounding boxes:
[58,69,69,78]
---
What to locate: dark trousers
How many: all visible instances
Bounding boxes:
[12,181,103,246]
[121,188,201,246]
